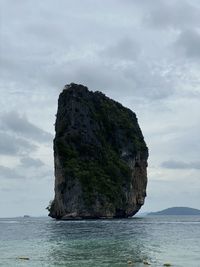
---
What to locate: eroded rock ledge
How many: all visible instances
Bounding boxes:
[49,83,148,219]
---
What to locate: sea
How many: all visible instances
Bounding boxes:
[0,216,199,267]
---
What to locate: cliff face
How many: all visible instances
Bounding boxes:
[49,83,148,219]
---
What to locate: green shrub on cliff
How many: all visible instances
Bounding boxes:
[56,137,132,207]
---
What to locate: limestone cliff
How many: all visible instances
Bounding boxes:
[49,83,148,219]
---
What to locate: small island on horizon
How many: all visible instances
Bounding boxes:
[147,207,200,216]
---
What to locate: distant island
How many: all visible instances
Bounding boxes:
[148,207,200,216]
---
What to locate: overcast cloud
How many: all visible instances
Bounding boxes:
[1,111,53,142]
[162,160,200,170]
[0,0,200,216]
[0,132,37,156]
[20,156,44,168]
[0,165,24,179]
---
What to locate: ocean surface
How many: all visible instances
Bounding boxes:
[0,216,199,267]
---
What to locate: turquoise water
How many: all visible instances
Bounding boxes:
[0,216,199,267]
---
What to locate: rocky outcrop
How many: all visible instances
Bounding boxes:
[49,83,148,219]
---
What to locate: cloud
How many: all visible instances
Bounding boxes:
[142,0,200,30]
[122,61,175,99]
[20,156,44,168]
[1,112,53,143]
[42,52,176,101]
[101,37,141,61]
[0,132,37,156]
[0,0,194,103]
[161,160,200,170]
[174,29,200,60]
[0,165,24,179]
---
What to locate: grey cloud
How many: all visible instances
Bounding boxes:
[43,59,130,96]
[44,55,175,100]
[174,29,200,60]
[0,132,37,156]
[101,37,141,61]
[0,0,120,90]
[20,156,44,168]
[1,112,53,143]
[0,165,24,179]
[161,160,200,170]
[0,0,183,102]
[122,61,175,99]
[142,1,200,30]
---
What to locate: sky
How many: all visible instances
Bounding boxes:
[0,0,200,217]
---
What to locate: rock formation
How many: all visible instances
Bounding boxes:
[49,83,148,219]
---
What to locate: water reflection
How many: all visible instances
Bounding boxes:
[46,218,154,267]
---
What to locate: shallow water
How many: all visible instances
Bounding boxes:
[0,216,199,266]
